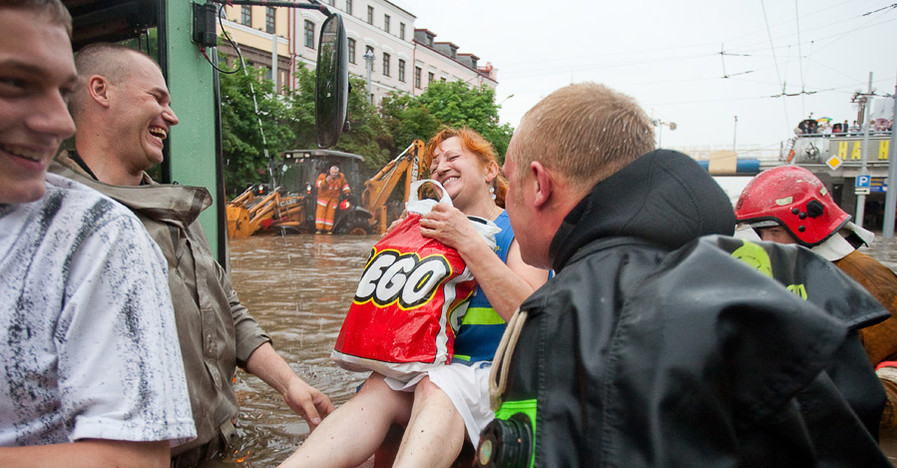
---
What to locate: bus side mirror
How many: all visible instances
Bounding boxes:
[315,13,348,149]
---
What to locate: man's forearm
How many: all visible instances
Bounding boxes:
[0,439,170,468]
[244,341,297,394]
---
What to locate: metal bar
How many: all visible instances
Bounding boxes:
[206,0,330,16]
[856,72,872,227]
[883,74,897,238]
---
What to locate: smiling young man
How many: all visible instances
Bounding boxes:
[63,43,178,186]
[0,1,195,466]
[51,43,334,466]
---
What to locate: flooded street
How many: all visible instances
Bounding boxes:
[225,234,379,467]
[220,231,897,466]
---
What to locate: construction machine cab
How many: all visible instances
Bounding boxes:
[280,149,372,234]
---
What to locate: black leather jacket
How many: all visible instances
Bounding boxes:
[488,150,889,467]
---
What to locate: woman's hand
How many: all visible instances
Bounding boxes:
[418,203,479,252]
[383,210,408,237]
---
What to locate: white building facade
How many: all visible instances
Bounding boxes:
[217,1,497,104]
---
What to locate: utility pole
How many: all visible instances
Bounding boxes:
[884,71,897,238]
[653,119,677,148]
[733,115,738,152]
[363,49,374,104]
[856,72,873,227]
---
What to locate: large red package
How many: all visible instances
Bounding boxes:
[332,180,487,382]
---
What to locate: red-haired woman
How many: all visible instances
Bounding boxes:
[279,128,548,468]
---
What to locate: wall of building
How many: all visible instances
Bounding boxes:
[218,1,496,104]
[219,5,291,92]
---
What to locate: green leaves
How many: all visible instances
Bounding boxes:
[220,62,512,193]
[220,61,294,195]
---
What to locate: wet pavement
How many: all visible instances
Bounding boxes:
[218,231,897,466]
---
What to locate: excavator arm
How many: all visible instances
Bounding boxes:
[361,139,425,232]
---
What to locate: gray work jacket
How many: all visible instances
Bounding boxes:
[51,153,270,455]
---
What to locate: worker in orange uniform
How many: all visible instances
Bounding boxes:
[315,165,350,234]
[735,165,897,432]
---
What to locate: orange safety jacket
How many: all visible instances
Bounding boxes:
[316,172,350,201]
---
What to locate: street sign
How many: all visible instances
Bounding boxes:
[856,174,871,188]
[825,155,842,170]
[856,187,871,195]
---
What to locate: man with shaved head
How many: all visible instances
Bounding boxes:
[0,1,195,465]
[51,43,334,466]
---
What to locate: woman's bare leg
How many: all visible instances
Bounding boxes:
[392,377,465,468]
[278,373,413,468]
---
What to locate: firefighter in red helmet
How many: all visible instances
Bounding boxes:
[736,165,897,431]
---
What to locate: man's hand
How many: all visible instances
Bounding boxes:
[245,343,335,432]
[282,378,336,431]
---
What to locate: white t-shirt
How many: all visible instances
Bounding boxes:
[0,173,195,446]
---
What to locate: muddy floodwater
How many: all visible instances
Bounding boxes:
[223,234,378,467]
[216,232,897,466]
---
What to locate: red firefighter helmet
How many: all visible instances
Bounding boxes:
[734,165,849,247]
[339,199,351,210]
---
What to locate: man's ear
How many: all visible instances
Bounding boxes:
[86,75,111,108]
[530,161,552,209]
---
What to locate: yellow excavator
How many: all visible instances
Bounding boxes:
[226,139,425,238]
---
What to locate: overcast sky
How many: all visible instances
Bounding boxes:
[392,0,896,151]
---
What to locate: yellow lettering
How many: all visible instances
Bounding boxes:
[880,140,890,160]
[851,141,862,160]
[786,284,808,299]
[838,141,848,158]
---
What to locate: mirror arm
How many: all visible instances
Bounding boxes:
[206,0,331,17]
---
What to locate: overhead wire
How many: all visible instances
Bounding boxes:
[794,0,806,116]
[759,0,790,129]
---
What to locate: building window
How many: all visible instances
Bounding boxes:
[384,14,390,33]
[348,38,356,64]
[345,0,353,15]
[398,59,406,82]
[367,5,374,24]
[428,72,434,84]
[265,7,275,34]
[241,6,251,26]
[414,67,421,88]
[304,20,315,49]
[382,53,391,77]
[399,23,406,40]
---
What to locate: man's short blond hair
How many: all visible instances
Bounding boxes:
[513,83,655,195]
[3,0,72,37]
[69,43,160,118]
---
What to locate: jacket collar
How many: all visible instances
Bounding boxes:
[549,149,736,271]
[53,151,211,229]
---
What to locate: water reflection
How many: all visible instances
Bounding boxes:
[227,234,378,467]
[222,232,897,466]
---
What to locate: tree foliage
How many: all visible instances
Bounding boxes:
[417,81,514,159]
[287,65,391,173]
[219,64,513,192]
[219,63,295,195]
